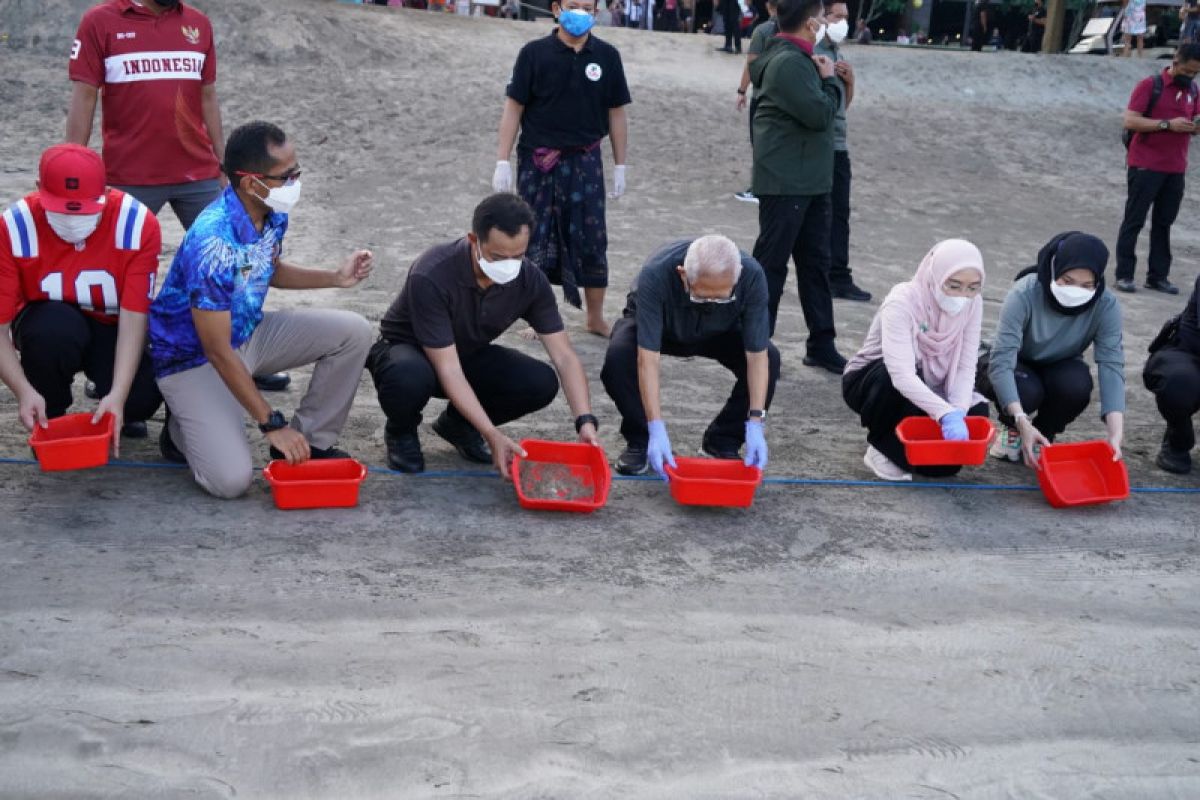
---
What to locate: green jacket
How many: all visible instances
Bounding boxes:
[749,36,842,197]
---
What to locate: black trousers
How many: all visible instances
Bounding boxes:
[722,0,742,50]
[1116,167,1186,282]
[843,359,989,477]
[367,340,559,437]
[600,317,781,449]
[829,150,854,288]
[752,194,837,351]
[1144,345,1200,451]
[976,357,1093,439]
[12,301,161,422]
[747,95,760,146]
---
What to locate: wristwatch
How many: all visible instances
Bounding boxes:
[1159,119,1171,131]
[575,413,599,434]
[258,409,288,433]
[737,88,746,96]
[748,409,767,422]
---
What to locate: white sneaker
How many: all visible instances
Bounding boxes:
[990,424,1022,462]
[864,446,912,481]
[734,190,759,204]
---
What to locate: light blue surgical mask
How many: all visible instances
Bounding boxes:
[560,8,595,36]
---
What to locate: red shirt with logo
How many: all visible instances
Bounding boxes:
[1127,69,1199,174]
[0,189,161,326]
[70,0,220,186]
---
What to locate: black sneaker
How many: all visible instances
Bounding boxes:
[1156,436,1192,475]
[831,282,872,302]
[159,416,187,464]
[268,444,353,461]
[254,372,292,391]
[616,445,649,476]
[1145,278,1180,295]
[803,349,848,375]
[385,430,425,474]
[121,421,148,439]
[432,412,492,464]
[701,436,740,460]
[1114,278,1137,293]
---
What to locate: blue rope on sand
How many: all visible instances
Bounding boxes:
[2,456,1198,494]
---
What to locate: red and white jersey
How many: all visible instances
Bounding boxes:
[0,189,161,326]
[69,0,219,186]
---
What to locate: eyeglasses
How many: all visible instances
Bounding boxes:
[688,289,736,304]
[236,167,302,183]
[684,276,736,304]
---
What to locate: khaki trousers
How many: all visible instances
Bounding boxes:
[157,309,373,499]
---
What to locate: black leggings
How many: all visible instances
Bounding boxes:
[977,357,1093,439]
[13,301,161,422]
[842,359,988,477]
[1144,345,1200,452]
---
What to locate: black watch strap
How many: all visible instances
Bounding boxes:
[575,413,599,434]
[258,409,288,433]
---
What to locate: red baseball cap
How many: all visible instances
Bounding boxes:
[38,144,106,214]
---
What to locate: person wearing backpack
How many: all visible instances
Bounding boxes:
[1143,275,1200,473]
[1114,43,1200,295]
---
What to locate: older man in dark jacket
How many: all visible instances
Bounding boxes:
[748,0,845,373]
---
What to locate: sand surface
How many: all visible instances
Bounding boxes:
[0,1,1198,797]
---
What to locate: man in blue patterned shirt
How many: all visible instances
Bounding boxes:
[149,121,374,499]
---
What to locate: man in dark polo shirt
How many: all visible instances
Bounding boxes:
[368,194,600,476]
[493,0,632,338]
[600,235,779,477]
[1115,43,1200,295]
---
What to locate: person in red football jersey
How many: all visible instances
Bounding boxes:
[64,0,290,394]
[0,144,162,454]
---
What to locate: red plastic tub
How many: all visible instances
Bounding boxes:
[263,458,367,510]
[512,439,611,513]
[665,457,762,508]
[28,413,114,472]
[895,416,996,466]
[1036,441,1130,508]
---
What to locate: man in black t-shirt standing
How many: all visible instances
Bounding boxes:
[493,0,632,339]
[1023,0,1047,52]
[368,194,601,475]
[600,235,780,477]
[971,0,990,51]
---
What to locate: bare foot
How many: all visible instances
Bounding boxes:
[586,319,611,339]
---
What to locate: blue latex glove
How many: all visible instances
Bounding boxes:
[939,409,969,441]
[647,419,676,481]
[744,420,768,470]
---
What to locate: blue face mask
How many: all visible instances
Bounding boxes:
[560,8,595,36]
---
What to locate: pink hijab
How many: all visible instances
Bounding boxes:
[881,239,985,394]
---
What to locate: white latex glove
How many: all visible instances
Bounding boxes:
[609,165,626,199]
[492,161,513,193]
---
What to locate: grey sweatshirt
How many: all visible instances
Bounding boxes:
[987,274,1126,417]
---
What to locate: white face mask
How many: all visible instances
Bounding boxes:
[477,245,522,285]
[46,211,101,245]
[827,19,849,43]
[255,178,302,214]
[936,290,971,316]
[814,23,827,42]
[1050,281,1096,308]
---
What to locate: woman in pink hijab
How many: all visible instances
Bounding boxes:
[843,239,988,481]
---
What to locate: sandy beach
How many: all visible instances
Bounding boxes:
[0,1,1198,796]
